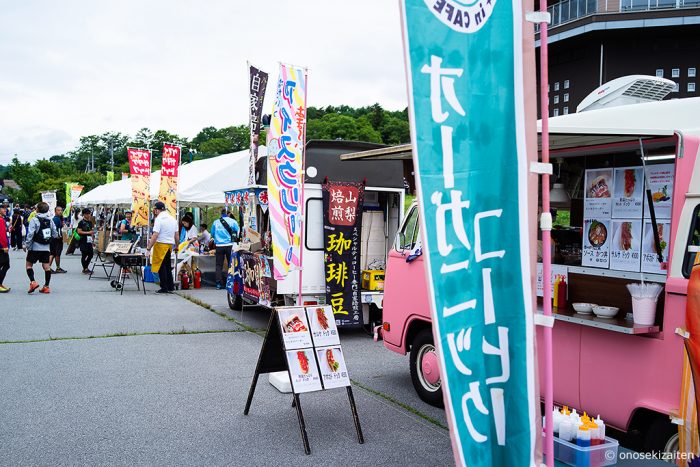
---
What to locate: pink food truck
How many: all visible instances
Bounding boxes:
[378,96,700,454]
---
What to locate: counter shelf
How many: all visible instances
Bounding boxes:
[537,304,661,335]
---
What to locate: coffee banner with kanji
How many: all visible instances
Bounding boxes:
[322,181,364,328]
[267,63,307,279]
[159,143,180,217]
[401,0,536,465]
[128,148,151,227]
[248,63,269,185]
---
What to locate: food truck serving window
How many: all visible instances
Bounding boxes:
[682,204,700,278]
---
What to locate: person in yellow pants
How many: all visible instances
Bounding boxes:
[147,201,178,294]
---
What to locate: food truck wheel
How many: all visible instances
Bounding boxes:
[643,417,678,454]
[227,291,242,311]
[410,329,444,408]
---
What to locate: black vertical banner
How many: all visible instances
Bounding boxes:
[248,64,269,185]
[322,181,364,327]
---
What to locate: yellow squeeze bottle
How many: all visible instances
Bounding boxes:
[553,275,560,308]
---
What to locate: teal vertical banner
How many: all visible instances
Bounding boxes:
[400,1,535,466]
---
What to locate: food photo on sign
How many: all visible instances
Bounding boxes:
[277,307,313,349]
[582,218,611,268]
[285,349,322,393]
[316,346,350,389]
[306,305,340,347]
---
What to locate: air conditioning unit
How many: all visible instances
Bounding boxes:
[576,75,675,113]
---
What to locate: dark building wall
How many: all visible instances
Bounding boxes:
[536,25,700,117]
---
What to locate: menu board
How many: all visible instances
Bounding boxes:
[582,218,611,268]
[609,220,642,272]
[584,168,613,218]
[643,164,674,220]
[306,305,340,347]
[316,346,351,389]
[641,220,671,274]
[278,307,313,350]
[285,349,323,393]
[612,167,644,219]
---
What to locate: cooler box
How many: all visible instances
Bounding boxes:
[361,270,385,291]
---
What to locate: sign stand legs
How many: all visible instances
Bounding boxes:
[292,393,311,455]
[346,386,364,444]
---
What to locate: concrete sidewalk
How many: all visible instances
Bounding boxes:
[0,248,454,466]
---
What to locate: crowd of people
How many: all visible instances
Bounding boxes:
[1,200,240,295]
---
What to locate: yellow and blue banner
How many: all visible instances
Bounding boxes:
[267,63,307,280]
[401,0,536,465]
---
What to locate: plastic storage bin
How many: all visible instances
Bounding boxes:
[549,435,619,467]
[361,270,385,291]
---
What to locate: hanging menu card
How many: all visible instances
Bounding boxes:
[584,168,613,218]
[643,164,674,220]
[612,167,644,219]
[609,220,642,272]
[582,218,611,268]
[641,220,671,274]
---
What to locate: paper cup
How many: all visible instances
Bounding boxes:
[632,297,657,326]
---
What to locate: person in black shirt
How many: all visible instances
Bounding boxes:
[76,208,95,274]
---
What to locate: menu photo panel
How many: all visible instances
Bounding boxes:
[582,218,611,268]
[316,346,351,390]
[643,163,674,220]
[609,220,642,272]
[285,349,323,393]
[641,220,671,274]
[612,167,644,219]
[584,168,613,218]
[278,307,313,350]
[306,305,340,347]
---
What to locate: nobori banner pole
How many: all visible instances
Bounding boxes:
[296,68,309,306]
[539,1,555,466]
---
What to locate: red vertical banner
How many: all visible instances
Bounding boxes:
[159,143,181,217]
[128,148,151,227]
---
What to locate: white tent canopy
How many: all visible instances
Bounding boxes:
[75,148,252,207]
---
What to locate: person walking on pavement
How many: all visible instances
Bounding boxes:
[0,203,11,293]
[24,201,58,294]
[210,209,239,290]
[66,208,82,255]
[76,208,95,274]
[10,209,23,250]
[49,206,67,273]
[118,211,136,241]
[146,201,178,294]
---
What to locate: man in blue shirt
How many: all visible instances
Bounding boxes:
[210,209,239,289]
[49,206,67,273]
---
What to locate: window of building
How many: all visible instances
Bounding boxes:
[553,108,559,117]
[673,82,679,93]
[553,95,559,104]
[656,69,664,78]
[563,107,569,115]
[672,68,680,78]
[564,93,569,102]
[554,82,560,91]
[690,68,697,78]
[689,83,696,93]
[564,80,570,89]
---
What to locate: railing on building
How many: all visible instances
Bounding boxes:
[536,0,700,31]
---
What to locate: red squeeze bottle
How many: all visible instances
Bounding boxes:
[558,277,567,309]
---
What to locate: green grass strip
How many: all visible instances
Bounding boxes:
[177,293,266,336]
[0,329,244,345]
[351,378,448,431]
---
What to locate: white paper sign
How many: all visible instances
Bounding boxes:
[536,263,569,297]
[316,346,350,389]
[612,167,644,219]
[306,305,340,347]
[285,349,323,393]
[641,220,671,274]
[582,218,611,268]
[643,164,674,220]
[278,307,312,350]
[584,169,613,218]
[609,220,642,272]
[41,191,57,213]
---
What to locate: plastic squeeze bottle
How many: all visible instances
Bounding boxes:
[553,275,560,308]
[558,418,574,442]
[558,276,568,309]
[596,415,606,441]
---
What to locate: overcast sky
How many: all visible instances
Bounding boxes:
[0,1,408,164]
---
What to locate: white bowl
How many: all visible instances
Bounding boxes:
[572,303,595,314]
[593,306,619,318]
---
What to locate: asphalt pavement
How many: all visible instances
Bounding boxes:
[0,249,453,466]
